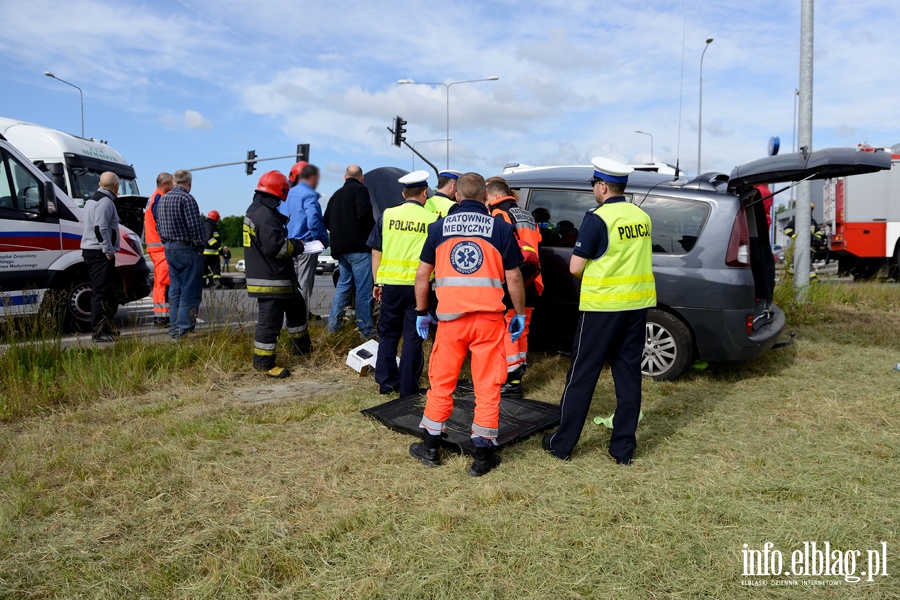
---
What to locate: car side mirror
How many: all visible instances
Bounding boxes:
[41,180,57,217]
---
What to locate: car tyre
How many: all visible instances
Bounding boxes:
[642,309,693,381]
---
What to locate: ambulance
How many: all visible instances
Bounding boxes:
[0,119,150,332]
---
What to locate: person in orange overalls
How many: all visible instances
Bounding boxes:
[409,172,527,477]
[486,177,544,400]
[144,172,174,327]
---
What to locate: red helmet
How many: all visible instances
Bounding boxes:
[289,161,308,184]
[257,170,290,201]
[207,210,221,221]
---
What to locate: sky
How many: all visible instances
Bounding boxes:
[1,0,899,217]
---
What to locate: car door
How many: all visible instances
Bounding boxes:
[0,148,62,315]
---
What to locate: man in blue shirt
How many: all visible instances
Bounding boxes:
[156,169,205,340]
[280,163,328,314]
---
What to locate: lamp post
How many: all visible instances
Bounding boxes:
[44,71,84,138]
[697,37,713,175]
[412,138,451,170]
[634,130,654,163]
[398,76,499,169]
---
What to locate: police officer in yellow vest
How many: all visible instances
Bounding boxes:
[424,170,461,217]
[543,158,656,464]
[367,170,439,396]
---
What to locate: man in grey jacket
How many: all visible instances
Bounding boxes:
[80,171,121,342]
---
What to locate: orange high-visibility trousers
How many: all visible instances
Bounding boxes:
[149,249,170,318]
[421,311,507,440]
[503,307,532,374]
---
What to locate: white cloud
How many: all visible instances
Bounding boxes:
[183,110,211,129]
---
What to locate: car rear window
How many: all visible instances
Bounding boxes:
[637,195,710,254]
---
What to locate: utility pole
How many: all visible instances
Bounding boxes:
[794,0,814,298]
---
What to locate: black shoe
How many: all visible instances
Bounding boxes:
[500,380,523,400]
[409,431,442,467]
[468,445,502,477]
[379,386,399,395]
[610,452,633,466]
[542,432,569,461]
[154,317,170,328]
[91,333,115,343]
[290,340,312,356]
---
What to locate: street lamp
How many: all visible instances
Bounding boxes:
[634,130,654,163]
[44,71,84,138]
[697,37,713,175]
[412,138,451,170]
[398,76,500,169]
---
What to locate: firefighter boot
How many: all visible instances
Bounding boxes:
[468,445,502,477]
[253,356,290,379]
[409,430,442,467]
[500,365,525,400]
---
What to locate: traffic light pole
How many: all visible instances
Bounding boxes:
[387,126,440,177]
[186,153,301,173]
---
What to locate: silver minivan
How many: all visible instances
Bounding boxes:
[503,148,890,380]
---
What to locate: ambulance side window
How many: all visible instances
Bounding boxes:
[0,151,44,220]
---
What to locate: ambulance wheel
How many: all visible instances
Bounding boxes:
[60,273,93,333]
[642,309,693,381]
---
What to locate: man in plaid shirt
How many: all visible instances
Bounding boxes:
[156,169,205,339]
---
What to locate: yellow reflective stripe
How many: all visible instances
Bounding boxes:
[582,273,656,287]
[253,348,276,356]
[247,285,293,294]
[275,240,293,259]
[521,245,536,253]
[581,289,657,303]
[381,258,420,268]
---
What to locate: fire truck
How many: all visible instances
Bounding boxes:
[823,144,900,280]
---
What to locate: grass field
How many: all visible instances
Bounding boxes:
[1,282,898,597]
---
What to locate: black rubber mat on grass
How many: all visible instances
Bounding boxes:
[362,382,560,456]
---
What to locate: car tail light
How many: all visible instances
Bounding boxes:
[726,208,750,267]
[746,314,754,336]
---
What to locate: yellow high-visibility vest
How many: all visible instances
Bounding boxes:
[376,201,438,285]
[580,201,657,312]
[424,194,455,218]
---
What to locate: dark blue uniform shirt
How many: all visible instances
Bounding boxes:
[572,196,628,260]
[420,199,522,269]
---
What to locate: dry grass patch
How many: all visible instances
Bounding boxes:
[0,282,898,597]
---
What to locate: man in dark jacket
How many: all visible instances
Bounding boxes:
[323,164,376,337]
[244,170,312,378]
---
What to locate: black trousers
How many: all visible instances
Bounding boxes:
[548,309,648,462]
[82,249,117,336]
[253,295,310,370]
[203,254,221,285]
[375,285,424,396]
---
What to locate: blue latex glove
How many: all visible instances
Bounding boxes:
[416,314,436,339]
[509,314,526,342]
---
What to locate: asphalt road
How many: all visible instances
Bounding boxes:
[117,273,338,331]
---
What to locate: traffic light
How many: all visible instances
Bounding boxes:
[245,150,257,175]
[296,143,310,163]
[392,115,407,147]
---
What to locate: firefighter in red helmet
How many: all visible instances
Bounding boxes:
[203,209,223,288]
[244,170,312,377]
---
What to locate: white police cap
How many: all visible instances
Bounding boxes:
[398,170,430,188]
[438,170,462,180]
[590,157,634,184]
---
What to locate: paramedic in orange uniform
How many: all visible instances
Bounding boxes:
[485,177,544,400]
[144,172,174,327]
[409,172,527,477]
